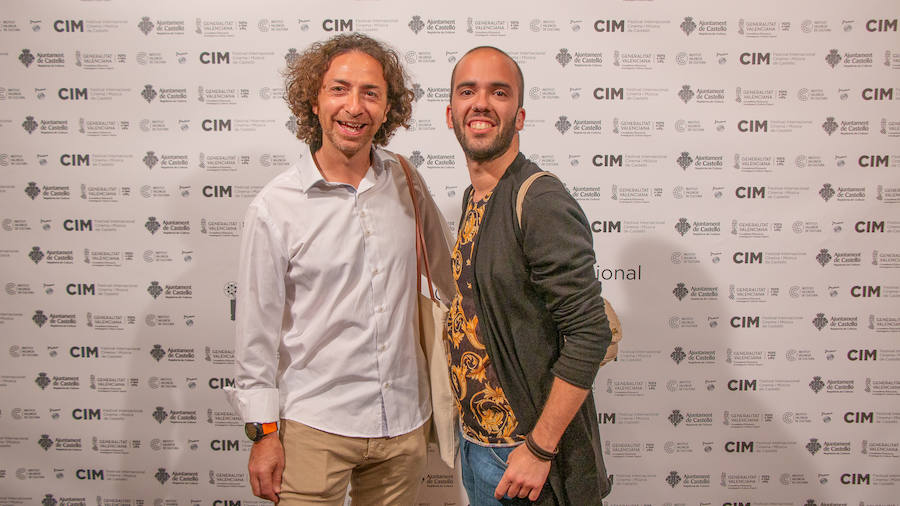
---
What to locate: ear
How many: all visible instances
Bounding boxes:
[514,107,525,131]
[446,104,454,129]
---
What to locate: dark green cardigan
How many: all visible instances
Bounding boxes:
[459,153,613,504]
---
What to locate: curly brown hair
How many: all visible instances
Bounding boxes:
[284,33,413,152]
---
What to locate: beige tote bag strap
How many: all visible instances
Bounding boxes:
[395,153,437,302]
[515,171,557,229]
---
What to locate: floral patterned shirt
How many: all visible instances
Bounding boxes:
[446,193,523,446]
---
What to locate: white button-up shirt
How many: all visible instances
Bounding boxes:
[225,148,442,437]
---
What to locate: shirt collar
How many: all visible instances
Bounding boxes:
[296,146,388,192]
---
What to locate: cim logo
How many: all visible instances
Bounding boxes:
[202,119,232,132]
[855,221,884,233]
[58,88,88,100]
[592,220,621,233]
[866,19,898,32]
[862,88,894,100]
[54,19,84,32]
[735,186,765,198]
[859,154,889,167]
[208,377,235,389]
[847,349,878,361]
[723,503,751,506]
[75,469,104,480]
[850,285,881,297]
[202,185,232,198]
[212,501,242,506]
[66,283,95,295]
[70,346,99,358]
[598,412,616,424]
[60,154,90,166]
[63,219,93,231]
[594,19,625,32]
[593,87,624,100]
[322,19,353,31]
[732,252,763,264]
[592,154,623,167]
[840,473,870,485]
[739,52,770,65]
[210,439,240,451]
[72,408,101,420]
[844,411,874,423]
[727,379,757,391]
[199,51,230,64]
[724,441,754,453]
[737,120,768,133]
[730,316,760,328]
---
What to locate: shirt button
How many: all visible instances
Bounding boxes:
[364,230,372,237]
[384,381,391,389]
[372,267,379,274]
[359,210,367,217]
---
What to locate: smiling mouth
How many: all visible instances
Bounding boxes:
[467,119,495,131]
[337,120,366,133]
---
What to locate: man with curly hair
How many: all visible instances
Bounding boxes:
[225,33,454,505]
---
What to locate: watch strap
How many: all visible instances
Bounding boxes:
[246,421,279,442]
[259,421,278,437]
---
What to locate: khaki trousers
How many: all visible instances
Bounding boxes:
[279,419,427,506]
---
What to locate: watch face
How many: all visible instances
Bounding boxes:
[244,423,259,441]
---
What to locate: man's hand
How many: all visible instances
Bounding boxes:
[494,444,551,501]
[248,434,285,503]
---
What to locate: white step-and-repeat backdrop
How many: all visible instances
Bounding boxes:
[1,1,898,505]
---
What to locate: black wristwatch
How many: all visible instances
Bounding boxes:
[244,422,278,442]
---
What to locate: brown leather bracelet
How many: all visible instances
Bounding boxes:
[525,433,558,461]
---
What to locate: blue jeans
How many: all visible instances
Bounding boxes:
[459,435,542,506]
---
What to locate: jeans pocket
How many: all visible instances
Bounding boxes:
[487,445,514,468]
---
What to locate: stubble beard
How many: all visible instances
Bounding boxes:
[452,113,516,163]
[320,125,371,159]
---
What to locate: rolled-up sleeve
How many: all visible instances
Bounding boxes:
[520,179,612,389]
[223,201,286,423]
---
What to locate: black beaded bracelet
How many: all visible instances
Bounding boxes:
[525,433,558,461]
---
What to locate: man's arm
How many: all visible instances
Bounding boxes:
[223,201,287,502]
[497,178,612,500]
[522,179,612,389]
[494,377,587,500]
